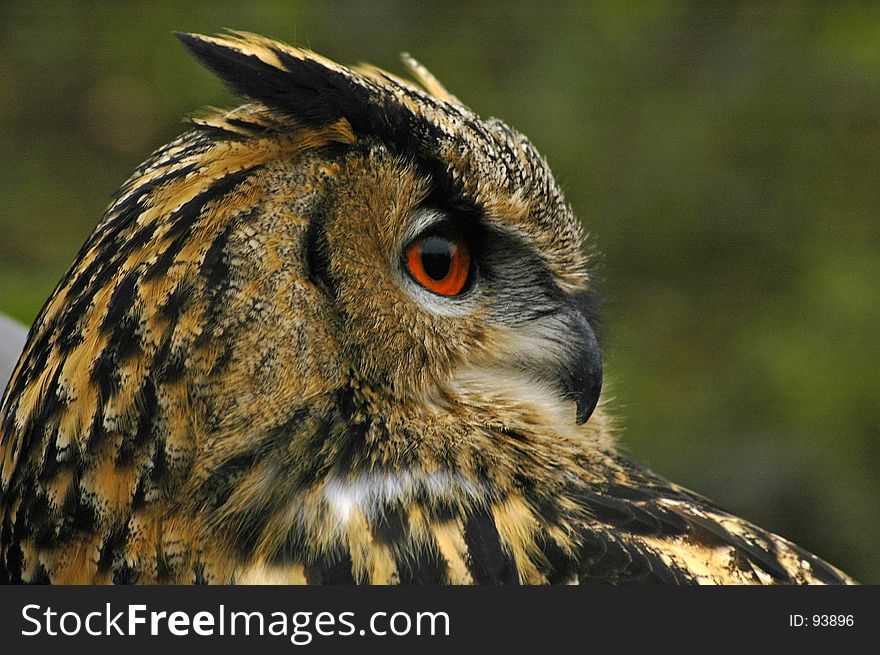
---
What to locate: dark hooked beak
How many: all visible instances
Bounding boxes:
[558,309,603,424]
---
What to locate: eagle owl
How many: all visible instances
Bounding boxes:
[0,32,854,585]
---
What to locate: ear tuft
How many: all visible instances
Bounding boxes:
[175,31,373,126]
[175,32,461,167]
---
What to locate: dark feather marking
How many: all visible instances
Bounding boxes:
[264,407,312,445]
[2,532,22,582]
[207,344,234,376]
[197,219,237,332]
[20,486,52,546]
[112,561,139,584]
[396,540,446,585]
[91,348,121,405]
[101,271,140,334]
[84,395,107,454]
[57,477,97,540]
[421,165,484,223]
[224,117,271,134]
[148,436,168,489]
[199,222,233,288]
[152,338,186,385]
[143,167,257,283]
[30,562,51,584]
[159,281,194,321]
[36,418,62,484]
[3,329,46,410]
[95,197,147,247]
[332,418,371,475]
[535,532,576,584]
[98,520,130,573]
[55,197,145,330]
[117,377,158,465]
[471,451,492,487]
[101,163,196,260]
[304,545,356,584]
[462,507,519,584]
[130,467,148,511]
[7,319,55,406]
[192,560,208,585]
[31,520,58,552]
[417,491,458,523]
[66,218,134,296]
[55,294,91,354]
[142,232,188,283]
[110,311,143,365]
[155,547,174,583]
[164,168,254,239]
[575,490,689,536]
[12,366,65,487]
[303,205,335,299]
[372,503,409,547]
[118,221,159,261]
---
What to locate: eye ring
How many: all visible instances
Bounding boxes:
[404,228,472,297]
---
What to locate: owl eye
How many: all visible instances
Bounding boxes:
[404,229,471,297]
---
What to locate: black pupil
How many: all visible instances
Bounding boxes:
[420,236,453,281]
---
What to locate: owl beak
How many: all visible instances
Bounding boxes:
[560,311,603,424]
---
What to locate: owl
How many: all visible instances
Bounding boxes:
[0,31,854,584]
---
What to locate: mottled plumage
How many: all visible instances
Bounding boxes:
[0,32,853,584]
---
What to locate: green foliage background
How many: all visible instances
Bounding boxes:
[1,1,877,581]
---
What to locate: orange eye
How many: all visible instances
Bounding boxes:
[405,229,471,297]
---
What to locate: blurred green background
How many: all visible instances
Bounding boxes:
[1,1,878,582]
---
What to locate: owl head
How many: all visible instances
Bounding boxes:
[174,30,602,426]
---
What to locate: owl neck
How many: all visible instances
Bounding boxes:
[181,381,612,577]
